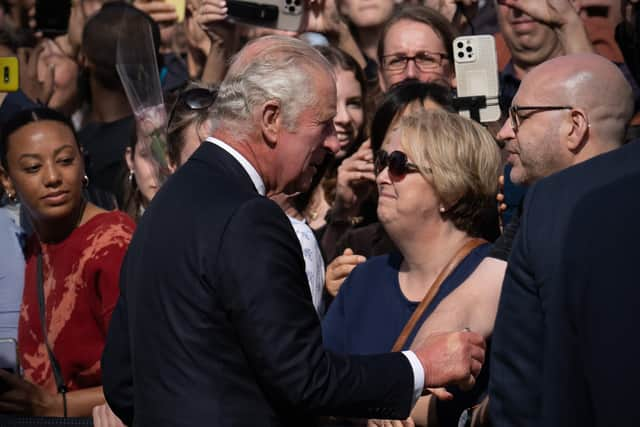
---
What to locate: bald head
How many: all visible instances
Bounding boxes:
[521,53,634,144]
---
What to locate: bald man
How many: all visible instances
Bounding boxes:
[409,53,634,425]
[488,53,634,426]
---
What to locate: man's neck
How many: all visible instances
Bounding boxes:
[511,44,564,81]
[211,130,274,194]
[89,79,132,123]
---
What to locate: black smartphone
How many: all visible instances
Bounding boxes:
[35,0,72,38]
[227,0,306,33]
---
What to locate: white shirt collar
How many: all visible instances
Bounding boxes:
[206,137,266,196]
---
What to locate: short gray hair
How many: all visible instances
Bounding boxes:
[211,36,334,135]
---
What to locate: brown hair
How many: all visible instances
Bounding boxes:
[377,5,458,65]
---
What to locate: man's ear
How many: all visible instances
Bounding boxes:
[260,100,282,147]
[566,108,589,152]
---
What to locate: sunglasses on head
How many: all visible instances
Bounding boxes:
[167,88,217,130]
[374,150,421,180]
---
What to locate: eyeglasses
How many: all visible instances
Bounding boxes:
[508,105,573,132]
[381,51,449,73]
[374,150,421,181]
[167,88,217,130]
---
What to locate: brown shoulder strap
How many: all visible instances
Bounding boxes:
[391,238,487,352]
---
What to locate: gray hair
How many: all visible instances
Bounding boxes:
[210,36,334,135]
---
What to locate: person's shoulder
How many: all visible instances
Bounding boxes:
[80,210,135,244]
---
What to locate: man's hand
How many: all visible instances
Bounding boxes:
[325,248,366,297]
[0,369,59,416]
[413,330,486,390]
[497,0,579,27]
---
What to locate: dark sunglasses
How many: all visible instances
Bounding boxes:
[167,88,217,130]
[374,150,421,180]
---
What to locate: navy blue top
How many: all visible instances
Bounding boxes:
[323,244,490,355]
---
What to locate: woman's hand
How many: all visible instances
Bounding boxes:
[93,403,127,427]
[367,418,415,427]
[0,370,60,416]
[334,140,376,215]
[325,248,366,297]
[17,43,54,106]
[196,0,234,45]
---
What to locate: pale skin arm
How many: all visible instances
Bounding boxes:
[411,257,507,348]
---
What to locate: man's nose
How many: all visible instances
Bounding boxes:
[323,128,340,154]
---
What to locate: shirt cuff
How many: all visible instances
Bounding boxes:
[401,350,424,408]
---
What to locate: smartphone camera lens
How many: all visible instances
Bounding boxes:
[457,42,464,49]
[458,51,464,58]
[466,46,473,52]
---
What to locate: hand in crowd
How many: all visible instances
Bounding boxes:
[497,0,579,27]
[305,0,347,37]
[425,0,479,29]
[92,403,126,427]
[367,418,415,427]
[0,369,58,416]
[413,330,485,391]
[17,42,54,106]
[134,0,179,24]
[334,140,376,215]
[196,0,232,43]
[325,248,366,297]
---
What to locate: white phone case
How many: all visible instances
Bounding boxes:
[453,35,501,123]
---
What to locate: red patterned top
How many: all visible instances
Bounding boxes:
[18,211,135,393]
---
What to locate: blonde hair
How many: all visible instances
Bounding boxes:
[397,109,501,234]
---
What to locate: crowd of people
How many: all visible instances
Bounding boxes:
[0,0,639,426]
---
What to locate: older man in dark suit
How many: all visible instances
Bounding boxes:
[101,35,486,426]
[489,53,635,426]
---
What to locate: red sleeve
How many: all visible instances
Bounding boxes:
[84,212,135,333]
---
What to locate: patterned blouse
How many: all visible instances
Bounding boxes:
[18,211,134,393]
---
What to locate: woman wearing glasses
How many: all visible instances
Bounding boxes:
[322,109,500,426]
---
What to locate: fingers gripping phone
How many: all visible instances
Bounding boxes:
[227,0,305,32]
[0,57,19,92]
[453,35,501,123]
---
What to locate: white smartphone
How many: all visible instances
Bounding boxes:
[0,338,20,375]
[453,34,501,123]
[227,0,305,32]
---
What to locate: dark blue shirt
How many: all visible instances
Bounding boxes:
[322,244,490,354]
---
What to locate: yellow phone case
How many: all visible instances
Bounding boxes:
[0,57,19,92]
[165,0,186,22]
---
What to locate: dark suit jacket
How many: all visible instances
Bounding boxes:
[102,143,414,427]
[489,140,640,427]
